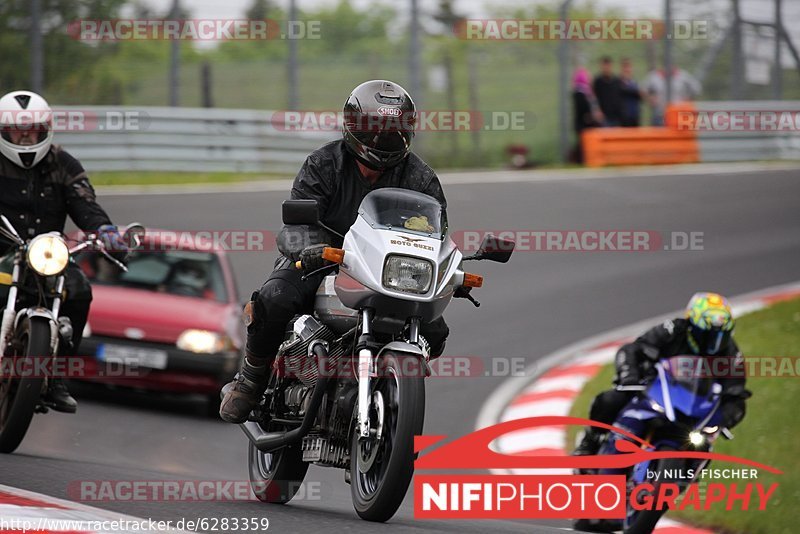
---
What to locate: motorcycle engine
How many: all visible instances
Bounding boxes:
[277,315,344,388]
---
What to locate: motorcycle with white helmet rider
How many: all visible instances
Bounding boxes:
[0,91,135,450]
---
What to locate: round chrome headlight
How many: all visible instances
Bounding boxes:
[27,233,69,276]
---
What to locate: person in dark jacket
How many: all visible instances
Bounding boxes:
[0,90,124,413]
[219,80,450,423]
[593,56,623,127]
[619,58,642,127]
[573,292,750,455]
[572,67,602,164]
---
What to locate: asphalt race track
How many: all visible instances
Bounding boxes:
[1,167,798,533]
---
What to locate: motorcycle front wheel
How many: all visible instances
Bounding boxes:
[625,446,684,534]
[350,351,425,522]
[0,317,51,453]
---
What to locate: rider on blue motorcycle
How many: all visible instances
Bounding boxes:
[573,292,750,456]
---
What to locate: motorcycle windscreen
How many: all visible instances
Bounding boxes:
[648,356,718,419]
[357,188,445,238]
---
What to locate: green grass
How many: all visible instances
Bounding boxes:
[89,171,290,186]
[569,297,800,533]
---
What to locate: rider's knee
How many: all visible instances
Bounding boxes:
[244,277,306,357]
[589,389,629,424]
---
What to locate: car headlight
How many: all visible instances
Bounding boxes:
[27,233,69,276]
[382,255,433,294]
[176,329,231,354]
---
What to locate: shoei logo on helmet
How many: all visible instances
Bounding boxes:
[377,106,403,117]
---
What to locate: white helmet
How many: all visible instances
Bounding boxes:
[0,90,55,168]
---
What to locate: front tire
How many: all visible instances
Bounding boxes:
[625,448,684,534]
[350,352,425,522]
[0,317,52,454]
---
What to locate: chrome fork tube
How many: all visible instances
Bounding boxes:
[358,308,374,438]
[51,275,65,319]
[0,260,21,355]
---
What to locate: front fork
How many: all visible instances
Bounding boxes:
[0,260,64,358]
[357,308,375,439]
[0,259,21,356]
[356,311,422,439]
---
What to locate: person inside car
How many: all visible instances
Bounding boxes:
[0,90,125,413]
[219,80,449,423]
[573,292,750,455]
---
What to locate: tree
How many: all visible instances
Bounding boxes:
[0,0,126,99]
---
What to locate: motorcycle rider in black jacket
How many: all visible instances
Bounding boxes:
[573,292,750,455]
[220,80,450,423]
[0,90,125,413]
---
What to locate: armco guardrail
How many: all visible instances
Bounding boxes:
[55,106,338,174]
[688,101,800,162]
[582,100,800,167]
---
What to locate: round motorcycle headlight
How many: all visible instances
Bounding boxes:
[688,431,705,447]
[26,233,69,276]
[382,255,433,294]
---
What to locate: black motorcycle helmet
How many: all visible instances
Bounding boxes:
[342,80,416,170]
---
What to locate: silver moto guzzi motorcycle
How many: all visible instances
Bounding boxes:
[242,188,514,521]
[0,216,144,453]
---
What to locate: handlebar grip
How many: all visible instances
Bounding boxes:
[295,260,303,270]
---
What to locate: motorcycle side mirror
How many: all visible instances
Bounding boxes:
[123,223,146,250]
[282,199,319,225]
[464,234,515,263]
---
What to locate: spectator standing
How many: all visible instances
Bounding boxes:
[645,66,702,125]
[619,58,642,127]
[592,56,623,127]
[571,66,602,164]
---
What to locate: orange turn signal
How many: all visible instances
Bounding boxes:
[463,272,483,288]
[322,247,345,264]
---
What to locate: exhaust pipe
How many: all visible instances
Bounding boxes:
[240,342,331,453]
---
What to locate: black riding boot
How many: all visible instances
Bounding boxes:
[572,427,606,456]
[219,353,270,423]
[43,378,77,413]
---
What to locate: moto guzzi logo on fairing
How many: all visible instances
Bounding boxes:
[412,416,781,519]
[390,235,434,251]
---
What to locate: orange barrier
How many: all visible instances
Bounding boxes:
[581,103,699,167]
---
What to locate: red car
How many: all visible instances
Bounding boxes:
[72,230,243,413]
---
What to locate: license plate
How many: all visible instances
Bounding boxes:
[97,344,168,370]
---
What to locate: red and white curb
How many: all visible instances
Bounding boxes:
[476,280,800,532]
[0,484,187,533]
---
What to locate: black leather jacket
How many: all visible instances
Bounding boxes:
[615,317,747,399]
[276,140,447,261]
[0,144,112,253]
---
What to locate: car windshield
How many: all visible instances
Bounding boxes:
[358,188,445,238]
[76,249,228,303]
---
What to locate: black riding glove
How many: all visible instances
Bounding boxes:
[98,224,129,265]
[616,363,641,386]
[298,243,330,272]
[720,398,746,429]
